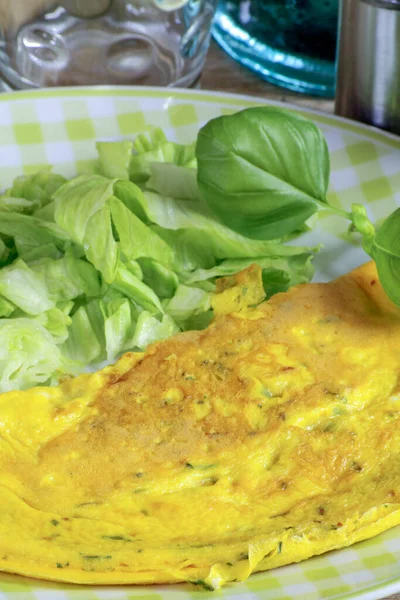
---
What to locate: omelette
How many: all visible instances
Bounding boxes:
[1,260,400,589]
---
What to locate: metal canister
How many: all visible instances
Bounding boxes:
[335,0,400,135]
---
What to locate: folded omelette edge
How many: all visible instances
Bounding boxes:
[1,260,400,588]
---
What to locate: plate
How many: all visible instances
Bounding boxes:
[0,86,399,600]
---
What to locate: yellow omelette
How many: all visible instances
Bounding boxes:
[0,261,399,589]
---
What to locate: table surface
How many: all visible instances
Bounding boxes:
[202,41,335,113]
[201,41,398,600]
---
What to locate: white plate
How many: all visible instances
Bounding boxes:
[0,86,399,600]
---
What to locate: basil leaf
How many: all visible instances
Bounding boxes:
[196,106,330,240]
[371,207,400,306]
[351,204,375,255]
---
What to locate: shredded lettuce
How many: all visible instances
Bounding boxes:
[0,259,56,315]
[113,264,164,316]
[0,319,61,392]
[0,122,318,392]
[131,311,179,350]
[113,180,149,223]
[130,140,196,183]
[34,303,74,344]
[0,239,10,267]
[146,163,200,201]
[146,195,313,274]
[84,203,119,284]
[96,128,196,185]
[30,254,102,300]
[110,197,174,268]
[0,197,34,214]
[96,140,133,181]
[184,253,315,298]
[0,168,66,215]
[165,284,211,329]
[133,128,168,153]
[102,296,137,362]
[54,175,119,283]
[0,212,70,250]
[0,297,15,318]
[61,301,104,365]
[137,258,179,299]
[54,175,115,245]
[20,243,61,263]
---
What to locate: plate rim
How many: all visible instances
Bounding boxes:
[340,577,400,600]
[0,84,399,149]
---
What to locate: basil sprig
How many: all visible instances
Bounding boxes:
[196,106,400,307]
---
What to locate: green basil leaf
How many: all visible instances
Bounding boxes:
[196,106,330,240]
[371,207,400,306]
[351,204,375,255]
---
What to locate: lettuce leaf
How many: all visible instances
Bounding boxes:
[61,301,104,365]
[146,163,200,201]
[184,253,314,286]
[0,197,34,214]
[0,255,101,316]
[131,311,179,350]
[110,197,174,268]
[165,284,211,328]
[1,168,66,214]
[133,128,168,153]
[130,139,196,183]
[0,259,55,315]
[54,175,115,244]
[137,257,179,299]
[0,296,15,318]
[113,180,150,224]
[97,140,133,180]
[61,295,176,366]
[29,254,102,300]
[112,183,313,272]
[101,127,169,184]
[19,243,61,263]
[0,212,70,251]
[0,238,10,267]
[32,302,73,344]
[112,263,164,316]
[84,203,119,284]
[54,175,119,282]
[102,296,137,362]
[143,193,313,273]
[0,319,61,392]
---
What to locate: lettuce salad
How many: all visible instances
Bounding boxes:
[0,108,326,393]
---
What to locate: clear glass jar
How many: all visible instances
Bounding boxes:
[0,0,217,89]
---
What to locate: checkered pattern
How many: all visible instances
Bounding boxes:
[0,87,399,600]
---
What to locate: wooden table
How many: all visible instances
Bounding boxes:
[202,41,335,113]
[201,41,399,600]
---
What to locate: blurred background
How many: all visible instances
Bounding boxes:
[212,0,338,98]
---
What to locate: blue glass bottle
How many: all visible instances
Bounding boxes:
[212,0,339,97]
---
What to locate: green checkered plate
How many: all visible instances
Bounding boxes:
[0,86,400,600]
